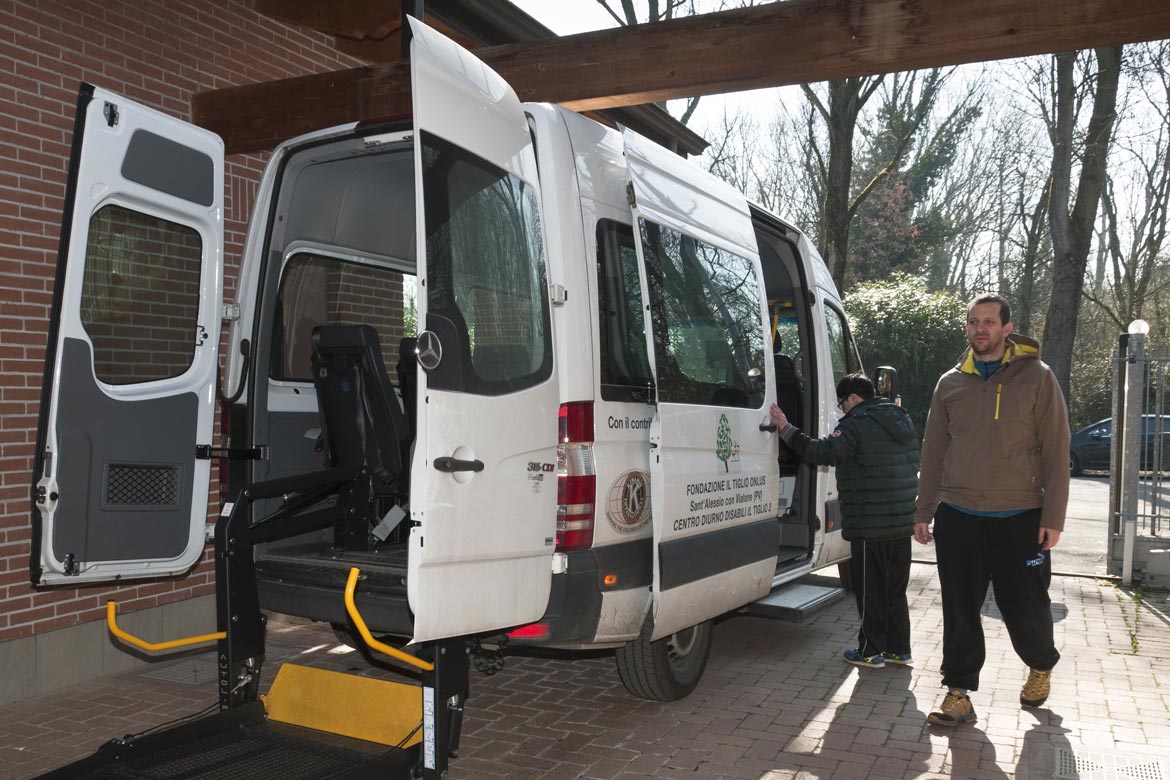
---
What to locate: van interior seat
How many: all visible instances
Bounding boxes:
[311,324,409,496]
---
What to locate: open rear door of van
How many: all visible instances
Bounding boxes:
[31,84,224,586]
[622,129,782,640]
[406,20,558,643]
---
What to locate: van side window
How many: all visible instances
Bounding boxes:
[421,132,552,395]
[597,220,653,401]
[80,205,202,385]
[823,303,860,380]
[271,253,408,382]
[639,220,765,409]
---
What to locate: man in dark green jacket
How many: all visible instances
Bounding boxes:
[769,373,920,668]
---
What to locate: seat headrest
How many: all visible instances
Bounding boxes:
[313,324,381,355]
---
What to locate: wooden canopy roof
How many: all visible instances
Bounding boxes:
[199,0,1170,154]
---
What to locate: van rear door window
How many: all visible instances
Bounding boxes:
[80,204,203,385]
[639,220,765,408]
[421,132,552,395]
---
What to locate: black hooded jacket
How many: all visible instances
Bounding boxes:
[780,397,919,541]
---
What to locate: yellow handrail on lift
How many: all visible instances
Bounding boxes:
[106,601,226,652]
[344,567,434,671]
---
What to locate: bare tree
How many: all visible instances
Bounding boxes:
[1042,47,1124,403]
[972,101,1053,332]
[800,76,885,292]
[1084,41,1170,330]
[799,70,961,292]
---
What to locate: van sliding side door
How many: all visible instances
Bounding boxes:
[31,84,224,585]
[406,20,558,643]
[622,130,781,640]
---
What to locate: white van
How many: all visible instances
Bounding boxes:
[32,20,871,704]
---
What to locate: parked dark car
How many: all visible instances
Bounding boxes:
[1069,415,1169,476]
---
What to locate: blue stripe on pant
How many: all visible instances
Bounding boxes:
[934,503,1060,691]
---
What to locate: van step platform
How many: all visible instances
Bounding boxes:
[35,702,417,780]
[742,575,846,623]
[255,546,412,636]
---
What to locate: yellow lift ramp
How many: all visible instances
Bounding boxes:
[258,567,432,750]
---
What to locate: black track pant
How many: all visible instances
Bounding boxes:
[934,504,1060,691]
[849,537,912,657]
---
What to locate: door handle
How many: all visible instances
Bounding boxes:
[434,456,484,473]
[760,422,778,432]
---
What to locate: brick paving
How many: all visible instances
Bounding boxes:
[2,564,1168,779]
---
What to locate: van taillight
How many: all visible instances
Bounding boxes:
[556,402,595,552]
[507,622,549,639]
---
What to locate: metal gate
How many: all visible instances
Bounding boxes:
[1108,325,1169,585]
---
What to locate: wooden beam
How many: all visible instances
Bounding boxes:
[198,0,1170,154]
[254,0,477,61]
[254,0,404,41]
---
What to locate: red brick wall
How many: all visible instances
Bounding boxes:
[0,0,369,641]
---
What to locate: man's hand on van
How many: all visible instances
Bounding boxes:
[914,522,933,545]
[769,404,790,432]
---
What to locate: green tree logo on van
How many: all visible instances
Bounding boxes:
[716,413,733,472]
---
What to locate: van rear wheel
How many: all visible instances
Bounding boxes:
[615,617,712,701]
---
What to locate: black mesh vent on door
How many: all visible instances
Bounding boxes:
[105,463,180,508]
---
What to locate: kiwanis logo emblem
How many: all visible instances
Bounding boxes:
[605,471,651,534]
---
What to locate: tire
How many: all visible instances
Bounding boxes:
[1069,453,1082,477]
[837,560,855,592]
[615,616,713,701]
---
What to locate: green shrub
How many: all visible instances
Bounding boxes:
[845,274,967,437]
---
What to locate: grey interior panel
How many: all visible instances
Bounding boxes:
[268,411,324,475]
[257,410,333,550]
[54,338,197,564]
[758,232,799,301]
[282,150,415,263]
[121,129,214,207]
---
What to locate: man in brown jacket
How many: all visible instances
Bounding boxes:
[914,294,1070,727]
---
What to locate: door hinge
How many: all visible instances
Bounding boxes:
[36,484,58,505]
[63,553,80,576]
[626,181,637,207]
[222,303,241,322]
[195,445,267,461]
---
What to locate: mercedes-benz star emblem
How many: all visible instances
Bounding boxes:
[416,330,443,371]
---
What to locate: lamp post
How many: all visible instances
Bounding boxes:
[1120,320,1148,585]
